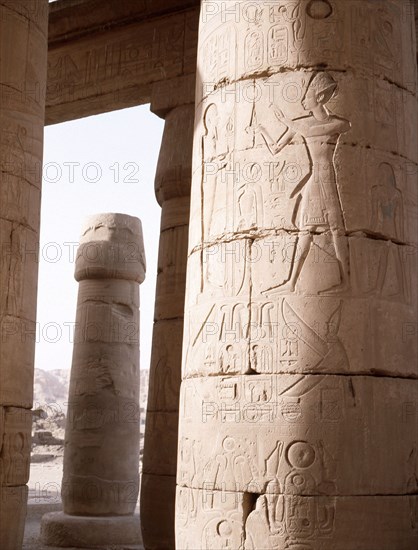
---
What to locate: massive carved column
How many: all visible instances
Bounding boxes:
[41,213,145,548]
[140,76,195,550]
[0,1,48,548]
[177,1,418,549]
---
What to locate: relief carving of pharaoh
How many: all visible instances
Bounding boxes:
[257,72,352,295]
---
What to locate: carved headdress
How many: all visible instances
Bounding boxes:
[308,72,338,103]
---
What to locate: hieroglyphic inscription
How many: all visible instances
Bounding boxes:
[256,72,351,295]
[180,2,418,548]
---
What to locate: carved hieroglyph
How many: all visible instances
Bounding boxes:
[0,1,48,549]
[178,1,418,548]
[45,5,199,125]
[41,214,145,547]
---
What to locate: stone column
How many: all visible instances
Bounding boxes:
[415,0,418,63]
[41,213,146,548]
[0,1,48,548]
[177,2,417,549]
[140,75,195,550]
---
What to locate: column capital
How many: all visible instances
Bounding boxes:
[150,74,196,118]
[75,213,146,284]
[154,104,194,205]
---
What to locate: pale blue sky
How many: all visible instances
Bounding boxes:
[35,105,164,372]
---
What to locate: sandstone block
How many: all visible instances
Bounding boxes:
[197,0,416,94]
[176,487,418,550]
[41,511,142,548]
[0,485,28,550]
[0,406,32,486]
[146,319,183,413]
[178,375,417,496]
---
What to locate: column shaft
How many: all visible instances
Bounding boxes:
[0,1,48,548]
[177,1,418,549]
[141,103,194,549]
[41,213,145,548]
[64,214,145,516]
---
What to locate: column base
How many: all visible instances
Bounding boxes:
[40,511,142,548]
[0,485,28,550]
[140,473,176,549]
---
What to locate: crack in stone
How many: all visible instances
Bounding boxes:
[0,216,38,234]
[201,66,348,103]
[199,66,415,105]
[382,75,417,96]
[175,484,418,498]
[0,82,24,94]
[196,141,418,169]
[182,372,418,382]
[152,316,184,323]
[0,170,41,191]
[142,472,176,479]
[349,230,410,247]
[189,229,413,257]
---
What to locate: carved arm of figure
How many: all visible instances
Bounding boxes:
[298,116,350,137]
[273,107,295,129]
[304,116,351,137]
[275,106,351,138]
[270,128,296,155]
[249,107,296,155]
[257,124,296,156]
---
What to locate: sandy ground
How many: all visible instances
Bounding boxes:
[23,460,144,550]
[28,460,63,506]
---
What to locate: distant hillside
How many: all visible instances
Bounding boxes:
[33,368,71,414]
[33,368,150,414]
[32,368,150,464]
